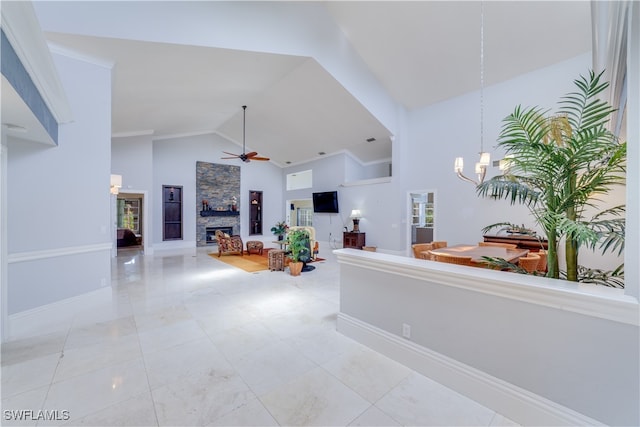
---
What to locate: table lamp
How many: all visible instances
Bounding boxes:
[350,209,362,232]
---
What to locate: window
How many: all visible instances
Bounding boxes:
[411,192,435,227]
[410,191,436,244]
[117,198,140,233]
[286,169,312,190]
[297,207,313,226]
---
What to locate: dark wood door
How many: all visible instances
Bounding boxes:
[163,185,183,240]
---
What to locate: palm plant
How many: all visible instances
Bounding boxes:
[477,70,626,281]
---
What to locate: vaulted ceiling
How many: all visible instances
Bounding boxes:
[14,1,592,166]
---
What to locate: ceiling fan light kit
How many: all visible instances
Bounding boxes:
[221,105,270,163]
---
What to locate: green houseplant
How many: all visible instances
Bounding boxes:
[270,221,288,240]
[286,228,310,276]
[477,70,626,282]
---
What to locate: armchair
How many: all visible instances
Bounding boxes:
[215,230,243,257]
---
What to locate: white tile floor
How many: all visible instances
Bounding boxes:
[2,247,519,426]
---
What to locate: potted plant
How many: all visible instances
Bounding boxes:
[270,221,288,240]
[286,229,310,276]
[477,70,626,282]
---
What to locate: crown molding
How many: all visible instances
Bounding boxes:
[112,129,155,139]
[47,42,115,69]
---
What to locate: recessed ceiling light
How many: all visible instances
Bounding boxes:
[366,137,376,142]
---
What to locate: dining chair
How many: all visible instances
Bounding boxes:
[422,250,435,261]
[536,250,548,272]
[431,241,448,249]
[434,253,472,266]
[518,253,540,273]
[411,243,434,259]
[478,242,518,249]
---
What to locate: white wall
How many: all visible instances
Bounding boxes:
[7,52,112,314]
[344,153,364,183]
[337,250,639,426]
[401,52,624,271]
[361,160,391,180]
[284,154,350,247]
[111,134,154,192]
[283,152,403,253]
[343,154,391,182]
[149,133,283,250]
[406,53,590,245]
[240,151,285,247]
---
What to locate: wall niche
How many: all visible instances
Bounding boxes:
[249,190,263,235]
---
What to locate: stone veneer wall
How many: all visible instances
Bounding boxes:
[196,161,241,247]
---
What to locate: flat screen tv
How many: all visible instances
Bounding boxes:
[312,191,339,213]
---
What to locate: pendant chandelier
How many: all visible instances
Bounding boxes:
[454,1,490,186]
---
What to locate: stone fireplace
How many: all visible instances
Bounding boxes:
[196,161,240,247]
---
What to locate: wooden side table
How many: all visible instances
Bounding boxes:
[268,249,285,271]
[343,232,366,249]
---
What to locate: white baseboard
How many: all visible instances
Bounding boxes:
[152,240,196,251]
[337,313,604,427]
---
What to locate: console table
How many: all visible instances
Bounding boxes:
[343,232,366,249]
[483,233,548,251]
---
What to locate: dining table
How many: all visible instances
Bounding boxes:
[426,244,529,266]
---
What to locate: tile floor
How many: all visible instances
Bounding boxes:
[2,247,518,426]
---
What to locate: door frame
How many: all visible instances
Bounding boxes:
[406,189,437,256]
[116,189,151,255]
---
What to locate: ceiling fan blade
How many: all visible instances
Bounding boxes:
[251,156,270,161]
[244,151,259,158]
[222,151,241,157]
[220,155,241,159]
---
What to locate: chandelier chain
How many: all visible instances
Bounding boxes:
[480,1,485,154]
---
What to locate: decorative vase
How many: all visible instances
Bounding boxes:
[289,262,303,276]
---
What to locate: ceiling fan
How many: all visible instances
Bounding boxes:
[221,105,270,163]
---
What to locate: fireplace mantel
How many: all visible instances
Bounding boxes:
[200,210,240,217]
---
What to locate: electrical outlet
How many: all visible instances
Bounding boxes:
[402,323,411,339]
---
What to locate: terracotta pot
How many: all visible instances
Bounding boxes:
[289,261,303,276]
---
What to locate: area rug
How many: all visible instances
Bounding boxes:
[208,251,271,272]
[208,249,324,273]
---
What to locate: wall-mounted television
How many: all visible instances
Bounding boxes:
[312,191,339,213]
